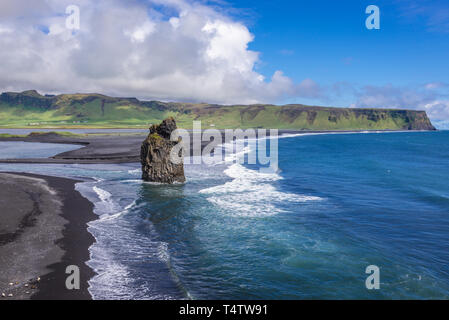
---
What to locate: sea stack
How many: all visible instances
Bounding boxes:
[140,117,185,183]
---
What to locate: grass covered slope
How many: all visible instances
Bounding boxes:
[0,90,436,130]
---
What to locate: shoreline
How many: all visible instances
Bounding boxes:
[0,172,96,300]
[0,129,436,165]
[0,129,443,300]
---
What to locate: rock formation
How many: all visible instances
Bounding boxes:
[140,117,185,183]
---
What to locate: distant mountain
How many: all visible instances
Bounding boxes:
[0,90,436,130]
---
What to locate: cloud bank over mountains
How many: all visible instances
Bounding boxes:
[0,0,304,104]
[350,83,449,122]
[0,0,447,123]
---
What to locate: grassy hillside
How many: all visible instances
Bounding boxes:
[0,90,436,130]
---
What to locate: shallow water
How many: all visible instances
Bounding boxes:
[0,130,448,299]
[0,141,82,159]
[0,129,147,135]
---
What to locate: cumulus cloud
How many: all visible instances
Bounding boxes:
[1,0,447,123]
[0,0,316,104]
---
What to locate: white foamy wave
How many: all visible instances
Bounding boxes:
[199,137,322,216]
[74,174,182,300]
[92,186,122,216]
[207,141,252,165]
[93,185,112,202]
[200,163,322,217]
[97,200,137,221]
[128,168,141,174]
[225,162,280,181]
[223,145,252,163]
[213,131,317,166]
[122,179,143,184]
[88,256,132,300]
[87,217,179,300]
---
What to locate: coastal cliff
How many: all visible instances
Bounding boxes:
[0,90,436,130]
[140,118,185,184]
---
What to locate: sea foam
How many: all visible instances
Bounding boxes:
[199,136,322,217]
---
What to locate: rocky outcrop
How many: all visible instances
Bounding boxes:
[400,110,436,130]
[140,117,185,183]
[148,117,178,139]
[0,90,54,110]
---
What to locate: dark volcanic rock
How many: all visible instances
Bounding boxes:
[141,117,185,183]
[148,117,177,139]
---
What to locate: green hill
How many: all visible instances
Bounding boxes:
[0,90,436,130]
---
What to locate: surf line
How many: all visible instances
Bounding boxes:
[170,120,279,173]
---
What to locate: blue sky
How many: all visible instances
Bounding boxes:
[223,0,449,106]
[0,0,448,124]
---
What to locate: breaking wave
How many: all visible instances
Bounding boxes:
[199,137,322,217]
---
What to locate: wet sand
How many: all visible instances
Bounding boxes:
[0,172,96,300]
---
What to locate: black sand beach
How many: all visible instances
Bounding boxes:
[0,172,96,300]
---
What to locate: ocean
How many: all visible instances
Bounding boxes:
[1,130,448,299]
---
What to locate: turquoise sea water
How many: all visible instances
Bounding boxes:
[1,131,448,299]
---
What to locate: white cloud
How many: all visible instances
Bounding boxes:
[202,20,258,74]
[125,21,156,43]
[424,82,448,90]
[296,78,323,99]
[0,0,314,104]
[0,25,13,34]
[350,84,449,121]
[423,100,449,120]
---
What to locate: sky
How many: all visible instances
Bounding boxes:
[0,0,448,125]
